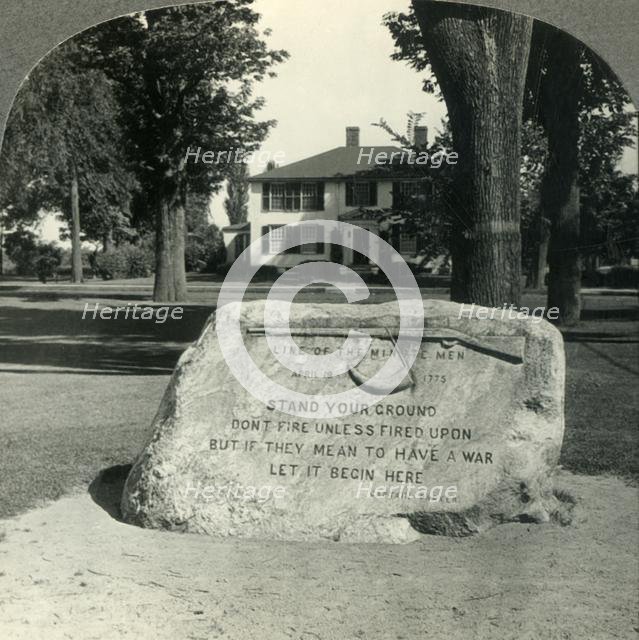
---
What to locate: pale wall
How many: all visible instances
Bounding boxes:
[246,180,394,267]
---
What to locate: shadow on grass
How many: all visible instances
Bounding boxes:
[579,306,638,322]
[0,289,155,303]
[0,284,29,291]
[562,332,639,344]
[89,464,132,521]
[577,342,639,377]
[0,304,214,375]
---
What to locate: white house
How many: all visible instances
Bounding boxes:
[222,126,429,269]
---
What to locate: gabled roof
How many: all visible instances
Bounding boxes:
[249,146,404,181]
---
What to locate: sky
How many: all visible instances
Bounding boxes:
[206,0,447,227]
[38,0,636,243]
[242,0,447,164]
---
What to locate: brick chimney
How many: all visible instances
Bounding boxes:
[414,125,428,148]
[346,126,360,147]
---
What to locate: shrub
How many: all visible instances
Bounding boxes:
[605,266,638,289]
[215,262,233,278]
[48,247,93,279]
[55,265,95,279]
[3,229,39,275]
[125,244,154,278]
[3,230,63,279]
[95,250,127,279]
[35,255,59,283]
[34,244,63,282]
[582,265,638,289]
[185,225,225,273]
[94,244,154,280]
[185,236,207,272]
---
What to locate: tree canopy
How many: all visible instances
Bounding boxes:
[78,2,288,300]
[383,6,636,317]
[0,40,136,280]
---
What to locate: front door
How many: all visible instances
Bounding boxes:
[351,226,370,265]
[234,233,249,258]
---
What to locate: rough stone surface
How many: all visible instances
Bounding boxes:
[121,300,565,542]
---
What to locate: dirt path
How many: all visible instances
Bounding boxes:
[0,470,637,640]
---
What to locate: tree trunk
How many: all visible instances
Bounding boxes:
[449,216,469,301]
[413,1,532,307]
[540,30,583,325]
[533,215,550,289]
[172,203,187,296]
[153,182,187,302]
[102,230,113,253]
[70,165,83,283]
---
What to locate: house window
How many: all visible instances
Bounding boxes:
[268,225,285,254]
[261,224,325,255]
[301,183,320,210]
[285,183,301,210]
[399,181,420,198]
[301,226,316,254]
[399,232,417,254]
[393,180,429,208]
[300,225,326,254]
[262,182,324,211]
[346,181,377,207]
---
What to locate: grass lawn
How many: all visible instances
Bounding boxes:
[0,285,637,518]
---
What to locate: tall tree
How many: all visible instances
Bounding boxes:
[82,2,287,301]
[0,42,135,282]
[519,121,549,289]
[528,27,583,323]
[411,1,532,306]
[525,23,634,323]
[224,161,250,224]
[384,7,635,317]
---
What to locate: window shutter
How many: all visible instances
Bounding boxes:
[315,224,325,253]
[391,223,401,251]
[261,226,270,253]
[345,183,353,207]
[392,182,400,209]
[262,183,270,211]
[369,182,377,206]
[317,182,325,210]
[294,186,301,211]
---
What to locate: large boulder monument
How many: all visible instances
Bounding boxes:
[121,300,565,543]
